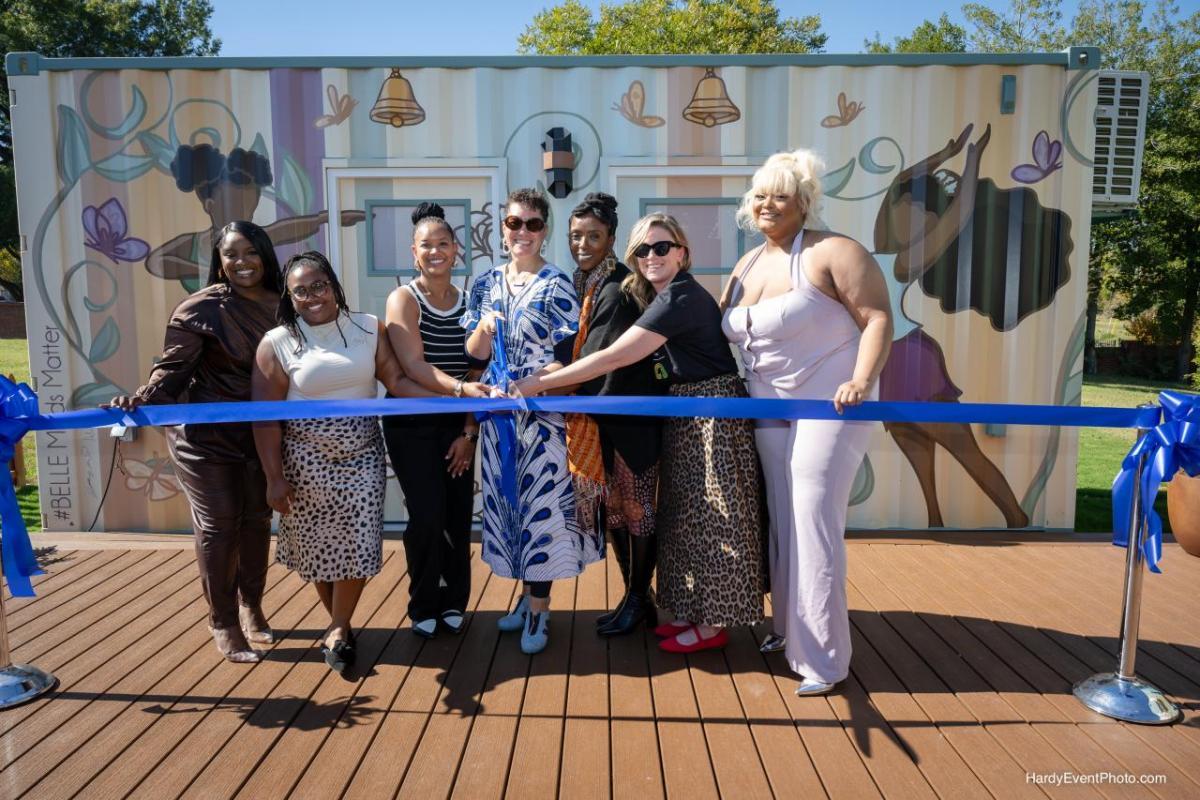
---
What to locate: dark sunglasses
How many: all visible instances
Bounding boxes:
[633,241,683,259]
[289,279,332,300]
[503,215,546,233]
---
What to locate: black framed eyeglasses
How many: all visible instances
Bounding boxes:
[633,241,683,259]
[503,215,546,233]
[289,280,332,300]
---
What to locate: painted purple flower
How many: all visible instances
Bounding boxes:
[1010,131,1063,184]
[83,198,150,263]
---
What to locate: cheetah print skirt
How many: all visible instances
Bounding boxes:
[276,416,386,583]
[656,373,766,627]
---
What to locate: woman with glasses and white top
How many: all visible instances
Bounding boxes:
[252,251,437,674]
[463,187,594,655]
[515,213,766,655]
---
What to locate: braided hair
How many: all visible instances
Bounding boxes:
[277,251,368,353]
[570,191,618,236]
[207,220,284,292]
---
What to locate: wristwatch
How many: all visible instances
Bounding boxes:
[453,378,465,397]
[462,430,479,442]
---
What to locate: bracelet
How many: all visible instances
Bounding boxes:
[453,378,464,398]
[462,430,479,442]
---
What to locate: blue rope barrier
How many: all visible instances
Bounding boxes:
[1,371,1196,595]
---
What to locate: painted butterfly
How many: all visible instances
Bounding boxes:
[613,80,666,128]
[314,84,358,129]
[1010,130,1063,184]
[820,92,866,129]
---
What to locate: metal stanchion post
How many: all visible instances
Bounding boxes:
[1073,414,1181,724]
[0,554,57,709]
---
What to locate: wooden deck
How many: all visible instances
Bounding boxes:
[2,533,1200,799]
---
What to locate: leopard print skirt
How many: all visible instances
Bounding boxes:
[656,373,766,627]
[276,416,386,583]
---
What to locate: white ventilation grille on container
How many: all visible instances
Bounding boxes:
[1093,70,1149,211]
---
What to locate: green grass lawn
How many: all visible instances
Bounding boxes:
[0,338,39,531]
[0,335,1190,534]
[1074,374,1184,532]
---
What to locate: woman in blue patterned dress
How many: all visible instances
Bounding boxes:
[463,188,596,654]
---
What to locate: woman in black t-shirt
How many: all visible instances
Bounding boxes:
[515,213,765,654]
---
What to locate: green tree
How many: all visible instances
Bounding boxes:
[0,0,220,299]
[517,0,826,55]
[1100,3,1200,380]
[865,14,968,53]
[962,0,1069,52]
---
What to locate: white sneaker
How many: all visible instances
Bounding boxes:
[795,678,836,696]
[759,633,786,653]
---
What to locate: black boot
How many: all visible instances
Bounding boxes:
[597,527,631,628]
[598,534,657,636]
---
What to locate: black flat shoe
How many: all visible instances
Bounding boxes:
[440,609,465,634]
[322,639,354,673]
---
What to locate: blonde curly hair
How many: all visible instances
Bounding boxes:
[736,148,826,231]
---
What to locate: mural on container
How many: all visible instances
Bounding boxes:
[12,60,1095,531]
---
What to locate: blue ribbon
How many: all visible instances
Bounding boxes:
[0,366,1191,594]
[0,375,44,597]
[1112,390,1200,573]
[477,318,520,512]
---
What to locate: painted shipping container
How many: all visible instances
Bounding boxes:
[6,50,1108,532]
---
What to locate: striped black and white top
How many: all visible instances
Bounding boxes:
[406,282,469,379]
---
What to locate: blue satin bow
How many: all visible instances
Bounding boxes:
[1112,390,1200,572]
[0,374,44,597]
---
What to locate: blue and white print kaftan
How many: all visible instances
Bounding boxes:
[463,264,601,580]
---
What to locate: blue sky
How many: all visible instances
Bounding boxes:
[210,0,1096,56]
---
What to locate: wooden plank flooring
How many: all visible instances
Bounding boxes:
[2,535,1199,799]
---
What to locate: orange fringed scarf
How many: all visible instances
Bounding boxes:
[566,255,616,535]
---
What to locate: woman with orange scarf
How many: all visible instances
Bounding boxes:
[562,193,667,636]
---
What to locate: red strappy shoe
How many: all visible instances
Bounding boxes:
[658,627,729,653]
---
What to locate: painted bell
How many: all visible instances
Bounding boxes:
[370,68,425,128]
[682,68,741,127]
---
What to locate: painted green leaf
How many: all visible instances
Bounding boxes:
[88,317,121,363]
[858,137,898,174]
[277,153,313,215]
[250,132,270,160]
[93,150,155,183]
[849,454,875,506]
[101,85,148,140]
[181,275,201,294]
[136,131,175,172]
[70,381,121,409]
[56,105,92,186]
[822,158,855,198]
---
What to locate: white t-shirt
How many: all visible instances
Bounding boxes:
[265,311,379,401]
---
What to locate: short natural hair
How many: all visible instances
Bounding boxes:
[621,213,691,309]
[736,148,825,231]
[505,187,550,219]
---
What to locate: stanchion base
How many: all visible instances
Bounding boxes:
[0,664,57,709]
[1074,672,1181,725]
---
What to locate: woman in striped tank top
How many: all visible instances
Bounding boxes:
[383,203,489,638]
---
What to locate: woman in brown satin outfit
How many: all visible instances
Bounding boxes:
[109,220,283,663]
